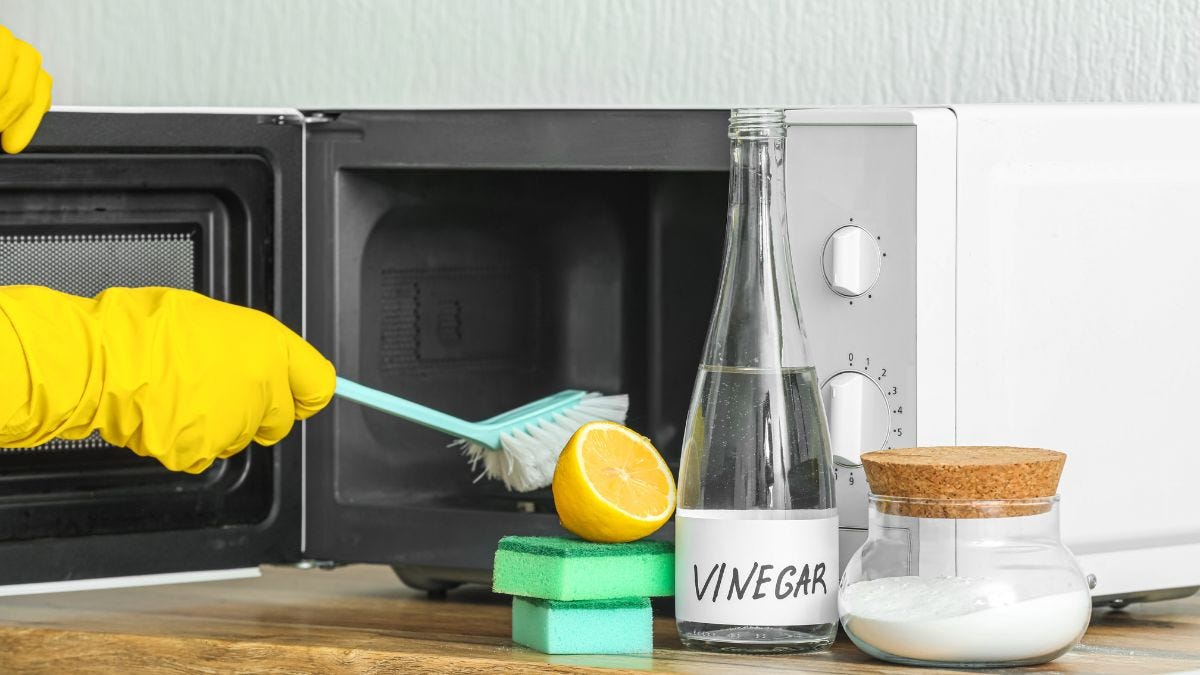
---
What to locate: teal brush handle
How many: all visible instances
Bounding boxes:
[334,377,497,448]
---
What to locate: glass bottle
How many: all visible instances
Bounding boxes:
[675,108,838,653]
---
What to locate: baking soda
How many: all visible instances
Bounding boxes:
[841,576,1091,664]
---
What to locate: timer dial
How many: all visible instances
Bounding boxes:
[821,225,882,297]
[821,370,890,466]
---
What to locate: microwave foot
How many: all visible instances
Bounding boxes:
[1094,585,1199,609]
[392,564,483,598]
[291,559,338,570]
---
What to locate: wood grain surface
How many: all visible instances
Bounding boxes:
[0,564,1195,673]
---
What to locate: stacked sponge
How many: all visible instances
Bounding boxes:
[494,536,673,654]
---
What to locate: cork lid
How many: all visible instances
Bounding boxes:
[860,446,1066,518]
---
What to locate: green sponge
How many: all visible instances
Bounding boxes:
[512,596,652,655]
[493,536,673,601]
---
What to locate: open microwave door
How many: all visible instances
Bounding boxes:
[0,108,305,591]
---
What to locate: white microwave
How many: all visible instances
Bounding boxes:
[788,105,1200,603]
[2,105,1194,606]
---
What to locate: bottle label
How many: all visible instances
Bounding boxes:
[675,509,839,627]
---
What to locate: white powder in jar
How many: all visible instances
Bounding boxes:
[840,576,1091,664]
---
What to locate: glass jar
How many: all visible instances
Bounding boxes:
[839,494,1092,668]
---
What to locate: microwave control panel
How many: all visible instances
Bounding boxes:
[785,122,918,530]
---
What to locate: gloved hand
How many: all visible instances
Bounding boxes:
[0,25,53,154]
[0,286,336,473]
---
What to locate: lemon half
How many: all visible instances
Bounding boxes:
[551,421,676,543]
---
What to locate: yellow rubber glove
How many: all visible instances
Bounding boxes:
[0,286,336,473]
[0,25,53,154]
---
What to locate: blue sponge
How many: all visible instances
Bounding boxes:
[511,596,653,655]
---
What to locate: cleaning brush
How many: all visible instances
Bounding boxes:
[333,377,628,492]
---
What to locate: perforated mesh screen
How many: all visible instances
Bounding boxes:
[0,232,196,297]
[0,229,199,451]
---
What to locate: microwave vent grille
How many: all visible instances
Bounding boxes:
[378,266,541,374]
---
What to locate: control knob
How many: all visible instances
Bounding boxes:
[821,225,882,297]
[821,370,891,466]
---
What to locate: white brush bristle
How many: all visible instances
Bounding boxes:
[454,393,629,492]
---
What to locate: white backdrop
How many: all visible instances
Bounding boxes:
[4,0,1199,108]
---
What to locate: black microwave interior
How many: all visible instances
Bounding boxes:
[347,169,726,507]
[303,111,730,579]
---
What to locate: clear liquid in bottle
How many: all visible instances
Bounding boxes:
[674,110,838,654]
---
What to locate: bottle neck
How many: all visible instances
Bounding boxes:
[701,132,812,368]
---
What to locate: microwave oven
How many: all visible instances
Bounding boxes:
[0,106,1195,607]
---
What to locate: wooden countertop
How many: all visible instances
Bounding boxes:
[0,564,1196,673]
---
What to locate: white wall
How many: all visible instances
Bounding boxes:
[4,0,1199,108]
